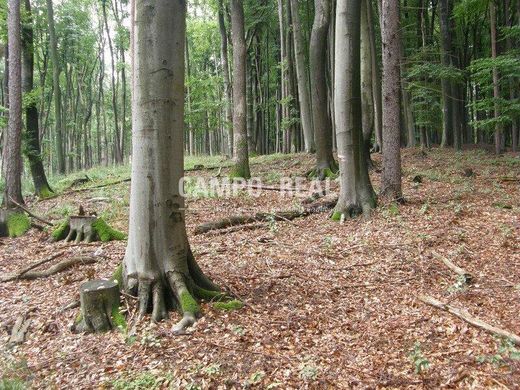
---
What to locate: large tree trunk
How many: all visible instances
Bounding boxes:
[21,0,53,198]
[230,0,250,178]
[4,0,24,207]
[46,0,65,174]
[309,0,337,179]
[289,0,314,153]
[124,0,220,333]
[218,0,233,157]
[380,0,402,200]
[332,0,376,219]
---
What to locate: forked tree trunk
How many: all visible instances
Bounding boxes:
[22,0,53,198]
[230,0,250,178]
[332,0,376,219]
[380,0,402,200]
[4,0,24,208]
[310,0,337,179]
[124,0,221,333]
[290,0,314,153]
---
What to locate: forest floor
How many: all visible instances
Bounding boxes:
[1,148,519,389]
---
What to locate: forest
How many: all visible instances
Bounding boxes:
[0,0,519,388]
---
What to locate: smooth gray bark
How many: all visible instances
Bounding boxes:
[230,0,250,178]
[46,0,65,173]
[124,0,219,332]
[333,0,376,219]
[310,0,337,178]
[290,0,314,153]
[218,0,233,157]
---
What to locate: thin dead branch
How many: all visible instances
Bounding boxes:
[9,196,54,226]
[432,251,474,283]
[1,251,65,282]
[419,295,520,346]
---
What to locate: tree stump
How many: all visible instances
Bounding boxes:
[65,215,97,243]
[73,279,121,333]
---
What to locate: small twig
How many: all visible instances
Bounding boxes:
[9,196,54,226]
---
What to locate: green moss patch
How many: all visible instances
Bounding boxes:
[92,218,126,242]
[180,291,200,315]
[51,218,70,241]
[212,299,244,311]
[111,264,123,286]
[192,285,226,301]
[330,211,342,221]
[6,213,31,238]
[111,305,127,331]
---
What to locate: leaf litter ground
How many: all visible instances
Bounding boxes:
[0,148,519,389]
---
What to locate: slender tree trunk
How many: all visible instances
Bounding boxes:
[333,0,376,219]
[310,0,337,178]
[102,0,122,163]
[439,0,453,148]
[366,0,382,152]
[290,0,314,153]
[230,0,250,178]
[380,0,402,200]
[490,0,503,154]
[21,0,53,198]
[46,0,65,173]
[361,0,375,166]
[400,39,415,147]
[218,0,233,157]
[124,0,221,333]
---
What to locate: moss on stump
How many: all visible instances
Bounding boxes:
[50,217,126,243]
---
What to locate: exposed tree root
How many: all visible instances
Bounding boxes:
[1,256,97,282]
[194,198,337,235]
[419,295,520,346]
[307,161,339,181]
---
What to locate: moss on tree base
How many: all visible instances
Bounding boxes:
[0,210,31,238]
[212,299,244,311]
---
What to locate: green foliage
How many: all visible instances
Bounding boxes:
[477,338,520,366]
[0,378,26,390]
[111,264,123,286]
[6,213,31,238]
[408,342,430,374]
[92,218,126,242]
[212,299,244,311]
[111,372,173,390]
[111,305,127,332]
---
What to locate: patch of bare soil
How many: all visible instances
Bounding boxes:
[1,148,519,388]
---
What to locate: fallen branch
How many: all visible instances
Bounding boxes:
[432,251,474,283]
[1,251,65,282]
[67,178,131,194]
[419,295,520,346]
[1,256,97,281]
[204,222,265,236]
[194,198,337,235]
[9,197,54,226]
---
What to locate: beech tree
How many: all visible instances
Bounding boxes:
[380,0,402,200]
[3,0,23,208]
[123,0,221,332]
[332,0,376,220]
[229,0,250,179]
[309,0,338,179]
[45,0,65,174]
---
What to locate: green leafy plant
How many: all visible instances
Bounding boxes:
[409,342,430,374]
